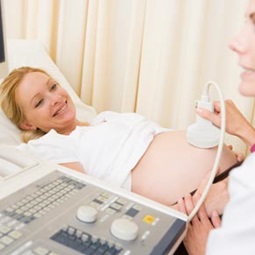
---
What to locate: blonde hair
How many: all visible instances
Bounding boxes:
[0,66,51,142]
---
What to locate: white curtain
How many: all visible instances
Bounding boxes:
[3,0,252,154]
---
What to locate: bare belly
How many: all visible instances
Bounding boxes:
[131,130,238,205]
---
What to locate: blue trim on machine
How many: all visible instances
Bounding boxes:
[150,218,186,255]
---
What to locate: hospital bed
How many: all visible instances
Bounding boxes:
[0,40,187,255]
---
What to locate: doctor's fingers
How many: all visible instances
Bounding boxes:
[183,195,201,224]
[227,145,244,162]
[187,194,216,226]
[177,196,199,223]
[192,193,221,229]
[194,196,211,223]
[210,210,221,228]
[195,107,221,128]
[177,197,187,215]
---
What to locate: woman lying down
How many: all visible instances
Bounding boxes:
[0,67,240,215]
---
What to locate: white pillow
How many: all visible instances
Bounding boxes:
[0,39,96,145]
[0,109,21,144]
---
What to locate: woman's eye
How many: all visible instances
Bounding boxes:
[249,13,255,25]
[35,99,43,108]
[50,83,58,91]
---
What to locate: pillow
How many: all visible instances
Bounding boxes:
[0,109,21,145]
[0,39,97,145]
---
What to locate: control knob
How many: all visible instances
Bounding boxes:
[77,205,98,223]
[111,218,138,241]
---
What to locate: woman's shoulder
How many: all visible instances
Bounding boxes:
[18,129,64,147]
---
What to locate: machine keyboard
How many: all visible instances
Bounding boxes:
[2,176,86,224]
[0,175,86,252]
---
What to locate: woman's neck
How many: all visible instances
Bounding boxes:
[77,120,90,126]
[60,119,89,135]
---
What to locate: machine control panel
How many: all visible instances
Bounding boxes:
[0,170,186,255]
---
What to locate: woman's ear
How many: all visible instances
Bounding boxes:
[19,121,37,131]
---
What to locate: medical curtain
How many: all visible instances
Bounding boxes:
[3,0,251,154]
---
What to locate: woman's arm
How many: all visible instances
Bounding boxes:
[59,162,85,173]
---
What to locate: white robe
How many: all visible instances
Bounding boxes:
[18,111,168,190]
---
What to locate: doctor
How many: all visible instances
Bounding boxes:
[179,0,255,254]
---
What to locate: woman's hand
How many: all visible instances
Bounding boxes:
[178,194,221,255]
[196,99,255,147]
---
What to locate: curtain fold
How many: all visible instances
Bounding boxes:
[3,0,251,154]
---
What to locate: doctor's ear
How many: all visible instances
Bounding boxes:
[19,121,37,131]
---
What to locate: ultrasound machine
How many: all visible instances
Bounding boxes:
[0,145,187,255]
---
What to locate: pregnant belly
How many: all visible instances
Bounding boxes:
[130,130,237,205]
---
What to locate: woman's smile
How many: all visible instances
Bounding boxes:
[52,101,68,117]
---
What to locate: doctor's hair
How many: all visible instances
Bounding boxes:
[0,66,51,142]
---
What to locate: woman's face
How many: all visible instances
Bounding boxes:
[16,71,77,134]
[229,0,255,97]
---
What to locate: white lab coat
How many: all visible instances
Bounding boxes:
[207,153,255,254]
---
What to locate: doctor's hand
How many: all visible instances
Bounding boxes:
[204,177,230,216]
[194,171,230,216]
[178,194,221,255]
[196,99,255,147]
[227,144,244,163]
[172,172,231,216]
